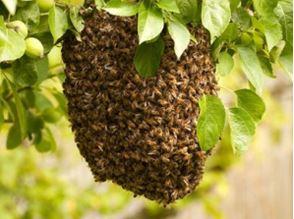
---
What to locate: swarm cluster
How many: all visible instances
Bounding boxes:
[62,5,217,204]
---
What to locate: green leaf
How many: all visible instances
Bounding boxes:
[253,32,265,51]
[230,0,240,12]
[237,46,264,93]
[13,2,40,28]
[35,32,54,54]
[70,7,84,32]
[201,0,231,42]
[168,18,190,59]
[258,55,275,78]
[197,95,226,151]
[35,92,53,112]
[35,127,56,153]
[12,56,49,86]
[270,41,285,62]
[216,52,234,76]
[279,44,293,76]
[220,23,238,42]
[53,91,67,113]
[12,57,38,86]
[0,17,26,62]
[35,57,49,83]
[6,83,27,142]
[231,7,251,30]
[42,108,62,123]
[95,0,105,9]
[48,6,68,43]
[137,1,164,44]
[253,0,278,17]
[12,87,27,140]
[176,0,199,24]
[6,125,22,149]
[104,0,139,16]
[157,0,180,13]
[229,107,256,154]
[274,0,293,47]
[27,113,44,133]
[260,17,283,51]
[1,0,17,15]
[134,36,164,77]
[235,89,265,122]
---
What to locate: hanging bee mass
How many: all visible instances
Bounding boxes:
[62,2,218,205]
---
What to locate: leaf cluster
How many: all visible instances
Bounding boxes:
[97,0,292,79]
[0,0,84,152]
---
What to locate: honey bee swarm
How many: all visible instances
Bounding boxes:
[62,4,218,205]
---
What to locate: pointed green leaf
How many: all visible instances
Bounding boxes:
[138,2,164,44]
[134,37,165,77]
[197,95,226,151]
[237,46,264,93]
[70,7,84,32]
[168,18,190,59]
[261,17,283,51]
[6,125,22,149]
[235,89,265,122]
[202,0,231,42]
[48,6,68,43]
[258,55,275,78]
[229,107,256,154]
[35,127,56,153]
[12,87,27,140]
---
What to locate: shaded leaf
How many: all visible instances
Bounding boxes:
[6,125,22,149]
[35,127,56,153]
[258,55,275,78]
[14,2,40,28]
[235,89,265,122]
[176,0,199,23]
[134,36,164,77]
